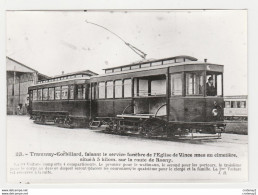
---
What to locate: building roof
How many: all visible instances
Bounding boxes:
[52,70,98,78]
[6,56,50,79]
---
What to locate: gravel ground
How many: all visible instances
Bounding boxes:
[6,115,248,183]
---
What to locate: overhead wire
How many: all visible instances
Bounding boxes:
[85,20,147,59]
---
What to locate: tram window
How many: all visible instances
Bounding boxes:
[206,72,223,96]
[163,59,175,65]
[151,80,166,95]
[61,86,68,99]
[83,85,86,99]
[105,70,113,74]
[48,88,54,100]
[43,88,48,100]
[152,61,162,66]
[77,85,83,99]
[217,74,222,96]
[33,90,37,101]
[114,68,121,72]
[175,58,184,63]
[124,79,132,98]
[225,101,231,108]
[141,63,150,68]
[122,66,130,71]
[231,101,236,108]
[115,80,122,98]
[55,87,61,100]
[29,90,33,101]
[131,65,140,70]
[91,83,96,100]
[86,84,90,100]
[171,73,183,96]
[122,67,131,71]
[106,81,114,98]
[240,101,246,108]
[186,72,203,95]
[98,82,105,99]
[138,79,148,96]
[37,89,42,100]
[69,86,74,99]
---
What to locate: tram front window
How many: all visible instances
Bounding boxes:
[185,72,204,95]
[206,72,222,96]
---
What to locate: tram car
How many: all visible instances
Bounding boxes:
[28,55,226,138]
[28,70,97,127]
[224,95,248,120]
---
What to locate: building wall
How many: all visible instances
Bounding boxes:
[7,72,35,115]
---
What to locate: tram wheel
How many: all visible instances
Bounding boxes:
[141,118,166,138]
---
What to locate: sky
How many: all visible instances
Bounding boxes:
[6,10,247,95]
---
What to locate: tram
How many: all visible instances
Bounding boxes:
[28,55,225,138]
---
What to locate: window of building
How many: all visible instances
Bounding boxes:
[124,79,132,98]
[33,90,37,101]
[55,87,61,100]
[98,82,105,99]
[106,81,114,98]
[61,86,68,99]
[171,73,183,96]
[69,86,74,99]
[49,88,54,100]
[115,80,122,98]
[186,72,204,95]
[37,89,42,100]
[43,88,48,100]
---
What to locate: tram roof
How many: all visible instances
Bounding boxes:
[91,61,223,79]
[103,55,198,73]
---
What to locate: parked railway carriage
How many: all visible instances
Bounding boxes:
[224,95,248,120]
[28,55,226,138]
[28,71,97,127]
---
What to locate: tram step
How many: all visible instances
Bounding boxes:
[89,121,101,128]
[119,125,138,130]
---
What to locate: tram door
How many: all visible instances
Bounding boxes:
[133,75,167,117]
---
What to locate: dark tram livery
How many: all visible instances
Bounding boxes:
[28,56,226,139]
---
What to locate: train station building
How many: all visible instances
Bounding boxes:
[6,57,50,115]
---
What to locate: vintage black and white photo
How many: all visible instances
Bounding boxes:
[6,10,247,183]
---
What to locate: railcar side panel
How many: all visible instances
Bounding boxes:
[32,100,91,117]
[169,98,184,121]
[133,97,166,115]
[95,99,132,117]
[184,98,206,122]
[205,97,224,121]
